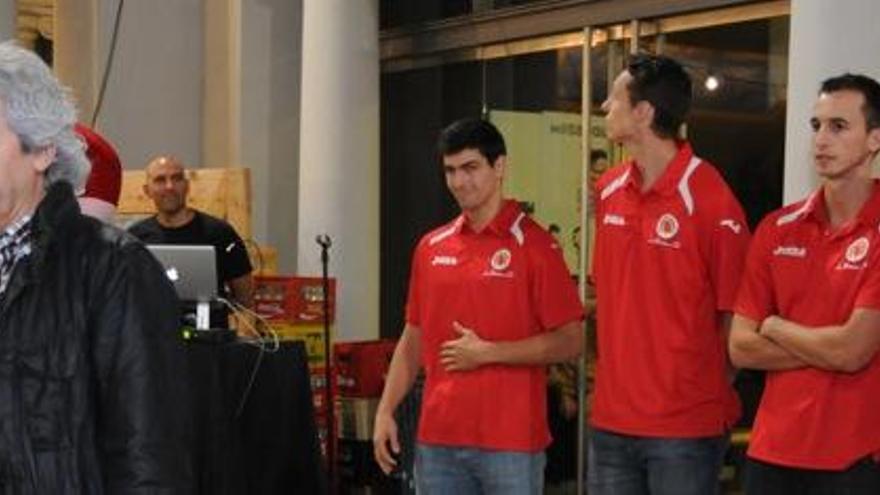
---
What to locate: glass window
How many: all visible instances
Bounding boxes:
[639,18,789,228]
[380,46,590,336]
[380,13,789,493]
[380,0,471,30]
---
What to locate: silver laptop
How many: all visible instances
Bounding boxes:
[146,244,218,303]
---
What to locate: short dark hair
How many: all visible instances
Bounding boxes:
[820,73,880,130]
[437,118,507,165]
[626,53,692,139]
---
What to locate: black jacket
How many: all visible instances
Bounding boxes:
[0,183,192,493]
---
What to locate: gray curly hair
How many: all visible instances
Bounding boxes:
[0,41,89,190]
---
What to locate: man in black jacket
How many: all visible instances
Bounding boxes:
[0,41,192,493]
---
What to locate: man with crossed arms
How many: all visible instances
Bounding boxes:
[731,73,880,494]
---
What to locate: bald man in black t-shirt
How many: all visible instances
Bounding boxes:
[129,156,253,327]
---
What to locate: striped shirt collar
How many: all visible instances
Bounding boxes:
[0,214,34,295]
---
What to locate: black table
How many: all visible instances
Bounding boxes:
[185,338,325,494]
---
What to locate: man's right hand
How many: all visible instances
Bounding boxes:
[372,411,400,475]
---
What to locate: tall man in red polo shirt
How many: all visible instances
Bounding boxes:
[372,118,584,494]
[590,54,750,495]
[730,74,880,494]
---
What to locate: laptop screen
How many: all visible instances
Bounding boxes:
[146,244,218,302]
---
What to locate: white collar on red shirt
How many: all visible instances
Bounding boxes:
[599,141,704,216]
[429,200,527,246]
[777,180,880,231]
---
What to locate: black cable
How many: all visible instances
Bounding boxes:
[90,0,125,127]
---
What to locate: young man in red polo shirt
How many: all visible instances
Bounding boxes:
[372,118,584,494]
[589,54,750,494]
[730,74,880,494]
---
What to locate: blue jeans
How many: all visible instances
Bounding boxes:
[587,428,728,495]
[415,443,545,495]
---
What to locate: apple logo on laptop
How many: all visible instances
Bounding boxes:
[165,267,180,282]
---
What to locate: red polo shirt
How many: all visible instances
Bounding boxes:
[406,200,584,452]
[735,181,880,470]
[591,142,748,437]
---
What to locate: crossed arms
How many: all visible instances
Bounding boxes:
[729,308,880,373]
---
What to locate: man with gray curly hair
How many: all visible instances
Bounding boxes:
[0,41,192,492]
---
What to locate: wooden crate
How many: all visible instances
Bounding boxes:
[119,167,252,238]
[247,244,278,276]
[119,166,280,276]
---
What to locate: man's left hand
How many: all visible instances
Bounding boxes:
[439,321,493,371]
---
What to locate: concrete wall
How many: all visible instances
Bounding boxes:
[0,0,15,41]
[202,0,240,170]
[298,0,380,340]
[785,0,880,203]
[240,0,302,272]
[55,0,97,121]
[57,0,303,272]
[57,0,203,169]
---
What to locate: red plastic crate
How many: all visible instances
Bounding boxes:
[333,340,397,398]
[254,276,336,323]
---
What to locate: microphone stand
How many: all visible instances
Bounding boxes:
[315,234,335,494]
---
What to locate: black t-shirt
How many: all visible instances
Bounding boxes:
[129,210,252,327]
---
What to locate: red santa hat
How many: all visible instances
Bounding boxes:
[74,123,122,221]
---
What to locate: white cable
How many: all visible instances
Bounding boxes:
[214,296,275,418]
[215,296,280,353]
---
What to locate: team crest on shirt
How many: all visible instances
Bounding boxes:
[483,248,514,278]
[648,213,682,249]
[838,236,870,270]
[656,213,679,240]
[846,237,869,263]
[490,248,512,271]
